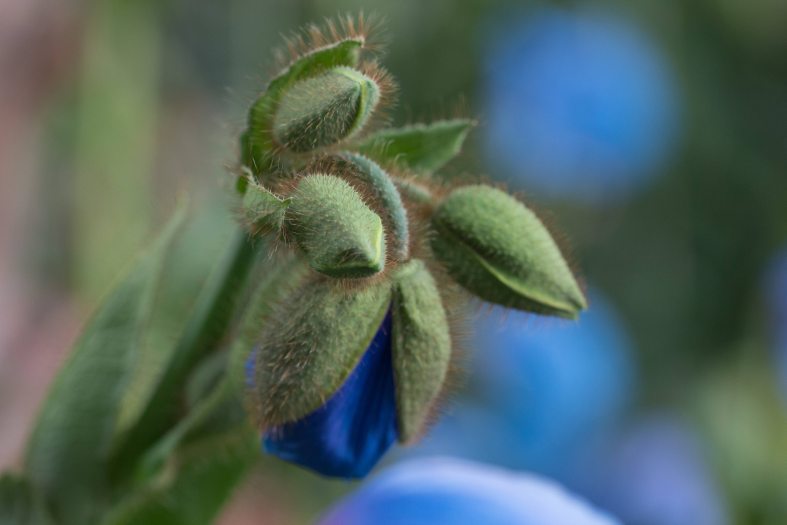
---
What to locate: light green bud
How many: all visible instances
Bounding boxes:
[391,259,451,442]
[431,185,587,318]
[272,67,379,153]
[286,174,385,278]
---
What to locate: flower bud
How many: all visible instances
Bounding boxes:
[273,67,379,153]
[251,277,391,427]
[431,185,586,318]
[286,174,385,278]
[391,259,451,442]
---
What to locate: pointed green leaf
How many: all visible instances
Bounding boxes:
[241,177,290,234]
[0,475,54,525]
[431,185,587,318]
[357,119,475,174]
[24,205,186,524]
[391,260,451,442]
[109,228,260,484]
[286,174,386,278]
[252,277,391,426]
[242,39,364,175]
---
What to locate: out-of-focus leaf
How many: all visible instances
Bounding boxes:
[109,229,260,484]
[101,429,257,525]
[0,475,54,525]
[356,119,475,174]
[24,206,186,524]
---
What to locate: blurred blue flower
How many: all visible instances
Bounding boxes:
[763,248,787,403]
[254,313,398,478]
[578,416,729,525]
[318,457,619,525]
[484,8,680,203]
[414,291,634,478]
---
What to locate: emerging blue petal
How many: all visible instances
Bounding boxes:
[263,311,397,478]
[318,457,619,525]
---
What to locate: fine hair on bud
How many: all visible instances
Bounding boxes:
[272,67,380,153]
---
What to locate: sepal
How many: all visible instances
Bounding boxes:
[430,185,586,318]
[391,259,451,442]
[285,174,385,278]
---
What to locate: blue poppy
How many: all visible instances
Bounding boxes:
[250,312,398,478]
[577,416,729,525]
[413,290,633,479]
[318,457,619,525]
[763,248,787,403]
[484,8,680,203]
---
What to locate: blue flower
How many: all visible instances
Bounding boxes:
[577,416,729,525]
[484,8,680,203]
[413,290,633,478]
[250,313,398,478]
[763,248,787,404]
[318,457,620,525]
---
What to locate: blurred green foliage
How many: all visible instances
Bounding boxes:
[9,0,787,523]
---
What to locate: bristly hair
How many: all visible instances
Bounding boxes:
[272,13,387,74]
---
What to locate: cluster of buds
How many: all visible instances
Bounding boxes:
[239,16,587,478]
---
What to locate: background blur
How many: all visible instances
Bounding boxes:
[1,0,786,524]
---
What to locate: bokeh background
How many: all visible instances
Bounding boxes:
[2,0,787,524]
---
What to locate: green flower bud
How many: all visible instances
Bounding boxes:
[337,153,410,261]
[273,67,379,153]
[391,260,451,442]
[286,174,385,278]
[430,185,587,318]
[252,277,391,426]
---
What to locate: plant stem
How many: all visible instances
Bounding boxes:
[109,226,260,483]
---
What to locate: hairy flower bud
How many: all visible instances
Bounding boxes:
[391,260,451,442]
[430,185,586,318]
[273,67,379,153]
[252,277,391,427]
[286,174,385,278]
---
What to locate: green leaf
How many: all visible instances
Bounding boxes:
[242,39,364,175]
[391,260,451,442]
[430,185,587,318]
[356,119,475,174]
[0,474,54,525]
[24,205,186,524]
[109,228,260,484]
[241,177,290,235]
[101,430,257,525]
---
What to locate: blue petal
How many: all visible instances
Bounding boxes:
[318,457,619,525]
[263,311,398,478]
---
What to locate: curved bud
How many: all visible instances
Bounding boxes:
[391,259,451,442]
[252,276,391,426]
[273,67,379,153]
[337,153,410,261]
[286,174,385,278]
[431,185,587,318]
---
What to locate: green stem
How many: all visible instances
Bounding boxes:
[109,227,260,482]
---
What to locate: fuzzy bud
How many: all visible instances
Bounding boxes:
[252,277,391,426]
[391,259,451,442]
[273,67,379,153]
[286,174,385,278]
[431,185,587,318]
